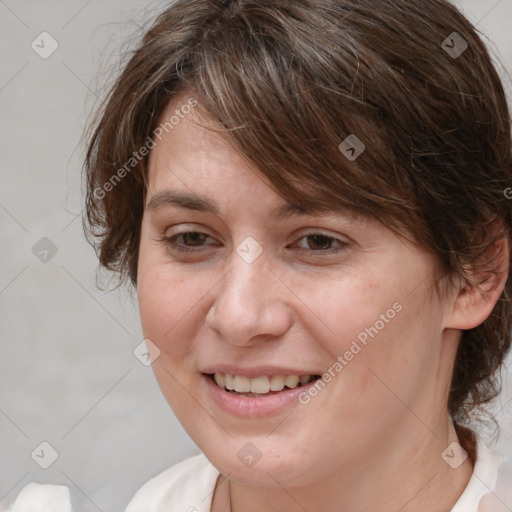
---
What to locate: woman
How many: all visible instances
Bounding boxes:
[9,0,512,510]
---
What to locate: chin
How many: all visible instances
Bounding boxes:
[203,441,322,488]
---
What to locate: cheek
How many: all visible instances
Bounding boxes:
[136,255,209,413]
[137,251,223,368]
[137,234,193,337]
[303,263,441,404]
[297,269,403,357]
[138,268,181,339]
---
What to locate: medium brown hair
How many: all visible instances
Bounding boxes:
[84,0,512,423]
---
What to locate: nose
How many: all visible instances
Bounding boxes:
[205,250,293,347]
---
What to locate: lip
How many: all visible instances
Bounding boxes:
[201,365,321,378]
[202,373,321,417]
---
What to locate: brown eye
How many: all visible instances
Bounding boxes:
[293,233,348,255]
[305,235,334,250]
[180,232,208,246]
[163,231,216,253]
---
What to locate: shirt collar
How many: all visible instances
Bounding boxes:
[450,432,503,512]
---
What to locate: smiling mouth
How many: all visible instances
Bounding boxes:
[206,373,322,397]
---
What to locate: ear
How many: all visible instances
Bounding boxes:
[446,236,509,330]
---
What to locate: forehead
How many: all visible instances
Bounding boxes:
[148,91,247,181]
[146,90,367,225]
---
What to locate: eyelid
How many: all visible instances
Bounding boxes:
[162,226,346,243]
[291,226,350,242]
[162,231,218,252]
[160,228,349,257]
[291,232,349,252]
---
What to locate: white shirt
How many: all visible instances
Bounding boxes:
[7,434,512,511]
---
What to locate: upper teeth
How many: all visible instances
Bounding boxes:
[213,373,313,394]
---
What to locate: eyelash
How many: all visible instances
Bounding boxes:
[161,231,348,256]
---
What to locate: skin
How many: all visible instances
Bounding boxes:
[137,89,508,512]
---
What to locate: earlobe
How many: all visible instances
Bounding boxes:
[446,237,509,331]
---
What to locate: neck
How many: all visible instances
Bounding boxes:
[223,415,473,512]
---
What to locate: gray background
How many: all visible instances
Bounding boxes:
[1,1,511,511]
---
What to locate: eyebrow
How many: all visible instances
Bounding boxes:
[145,190,326,219]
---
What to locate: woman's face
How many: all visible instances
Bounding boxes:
[137,92,458,487]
